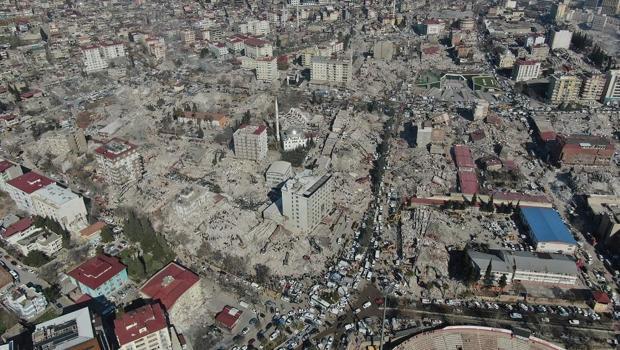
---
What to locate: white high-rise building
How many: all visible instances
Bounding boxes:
[512,60,541,82]
[603,69,620,103]
[80,45,108,72]
[549,29,572,50]
[310,56,352,85]
[282,173,333,234]
[233,125,268,160]
[256,56,278,82]
[31,183,89,234]
[114,304,172,350]
[239,20,271,36]
[95,138,144,187]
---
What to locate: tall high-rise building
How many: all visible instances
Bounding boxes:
[233,125,268,160]
[114,304,172,350]
[551,2,568,22]
[310,56,352,85]
[282,172,333,234]
[94,138,144,187]
[549,29,572,50]
[256,56,278,82]
[46,128,88,157]
[512,60,541,82]
[547,74,582,104]
[579,72,606,102]
[601,0,620,15]
[602,69,620,103]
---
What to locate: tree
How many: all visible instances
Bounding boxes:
[242,110,251,125]
[196,127,204,139]
[484,260,494,287]
[43,284,62,302]
[498,274,507,290]
[23,250,50,267]
[254,264,270,284]
[100,226,114,243]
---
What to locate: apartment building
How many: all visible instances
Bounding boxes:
[239,20,270,36]
[244,38,273,59]
[6,172,55,212]
[528,44,549,61]
[208,42,229,58]
[553,134,615,166]
[67,255,128,298]
[265,161,293,188]
[80,42,126,72]
[115,303,172,350]
[579,72,606,102]
[547,74,582,104]
[497,50,516,69]
[601,0,620,15]
[310,56,352,85]
[32,307,108,350]
[15,229,62,257]
[3,284,47,320]
[173,187,209,219]
[282,128,309,151]
[0,160,22,192]
[255,56,278,82]
[146,37,166,60]
[1,217,37,245]
[31,183,88,234]
[512,60,541,82]
[421,19,445,35]
[233,125,268,161]
[81,45,108,72]
[45,128,87,157]
[180,29,195,45]
[300,41,344,66]
[282,172,333,234]
[549,29,572,50]
[603,69,620,103]
[95,138,144,187]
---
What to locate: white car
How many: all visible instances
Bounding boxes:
[510,313,523,319]
[568,319,580,325]
[363,301,372,309]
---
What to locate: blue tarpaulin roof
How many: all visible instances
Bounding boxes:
[520,207,576,244]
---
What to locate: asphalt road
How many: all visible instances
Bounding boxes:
[0,247,49,289]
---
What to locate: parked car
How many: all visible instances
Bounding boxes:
[510,313,523,319]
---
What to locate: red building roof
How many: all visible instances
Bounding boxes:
[6,172,54,194]
[0,160,16,173]
[244,37,269,47]
[140,262,199,310]
[67,255,127,290]
[114,303,168,346]
[457,169,479,194]
[215,305,242,330]
[94,138,137,160]
[1,217,33,238]
[453,145,475,169]
[592,291,610,304]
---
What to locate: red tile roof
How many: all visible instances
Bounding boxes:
[0,160,16,173]
[80,221,107,237]
[1,217,33,238]
[6,172,54,194]
[114,303,168,346]
[592,290,610,304]
[140,262,199,310]
[67,255,127,290]
[254,125,267,135]
[453,145,475,169]
[215,305,242,330]
[244,37,269,47]
[457,169,479,194]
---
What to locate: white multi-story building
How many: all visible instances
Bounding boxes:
[172,187,209,219]
[244,38,273,59]
[256,56,278,82]
[421,19,444,35]
[16,230,62,257]
[6,172,55,213]
[549,29,572,50]
[579,72,606,102]
[180,29,196,44]
[100,42,126,59]
[0,160,23,192]
[310,56,352,85]
[80,45,108,72]
[511,59,541,82]
[282,128,309,151]
[603,69,620,103]
[114,303,172,350]
[31,183,88,234]
[3,284,47,320]
[233,125,268,161]
[45,129,87,157]
[208,42,229,58]
[281,172,333,234]
[265,161,293,188]
[601,0,620,15]
[146,37,166,60]
[239,20,270,36]
[300,41,344,66]
[95,138,144,187]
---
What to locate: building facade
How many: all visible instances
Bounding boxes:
[549,29,572,50]
[95,138,144,187]
[31,183,88,234]
[45,128,88,157]
[310,57,352,85]
[67,255,128,298]
[282,173,333,233]
[256,56,278,82]
[0,160,22,192]
[5,172,55,212]
[512,60,541,82]
[233,125,268,161]
[579,72,606,102]
[603,69,620,103]
[115,303,172,350]
[547,74,581,104]
[553,134,615,166]
[244,38,273,59]
[3,284,47,320]
[265,161,293,188]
